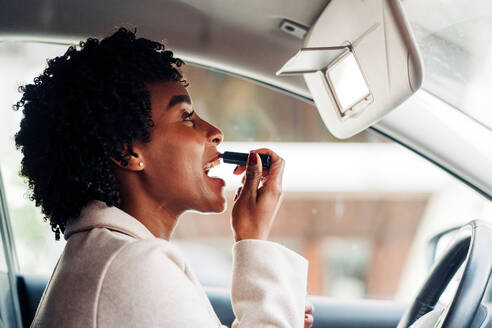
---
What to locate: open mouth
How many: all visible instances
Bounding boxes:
[202,158,225,187]
[202,152,225,188]
[203,159,221,176]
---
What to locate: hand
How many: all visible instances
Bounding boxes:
[304,302,314,328]
[231,148,285,241]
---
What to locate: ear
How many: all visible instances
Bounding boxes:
[110,145,145,172]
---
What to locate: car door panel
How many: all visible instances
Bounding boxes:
[16,274,404,328]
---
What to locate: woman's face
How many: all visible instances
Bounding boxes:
[135,81,226,214]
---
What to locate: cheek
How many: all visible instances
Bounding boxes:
[144,130,204,190]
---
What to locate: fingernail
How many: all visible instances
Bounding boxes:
[249,152,257,165]
[233,165,239,173]
[234,187,242,201]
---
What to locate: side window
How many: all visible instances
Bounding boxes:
[0,42,67,277]
[1,41,489,302]
[0,171,22,327]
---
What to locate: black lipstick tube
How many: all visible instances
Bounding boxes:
[222,151,271,169]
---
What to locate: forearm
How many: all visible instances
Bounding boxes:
[231,239,308,327]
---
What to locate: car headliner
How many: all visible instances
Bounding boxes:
[1,0,491,199]
[0,0,329,98]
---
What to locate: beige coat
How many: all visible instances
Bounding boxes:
[31,200,308,327]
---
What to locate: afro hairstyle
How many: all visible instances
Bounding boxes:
[14,27,186,240]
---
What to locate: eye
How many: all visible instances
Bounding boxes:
[182,110,195,123]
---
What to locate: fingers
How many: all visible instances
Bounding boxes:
[304,301,314,327]
[233,186,242,202]
[232,148,279,175]
[232,148,282,177]
[305,302,314,315]
[231,148,284,200]
[233,165,245,175]
[240,152,262,201]
[304,313,314,328]
[252,148,284,195]
[234,165,268,181]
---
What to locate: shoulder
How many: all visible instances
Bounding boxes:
[103,238,188,280]
[96,239,218,326]
[111,238,185,268]
[96,239,192,315]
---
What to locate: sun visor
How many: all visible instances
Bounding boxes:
[277,0,423,139]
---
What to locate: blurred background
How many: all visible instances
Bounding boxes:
[0,32,490,303]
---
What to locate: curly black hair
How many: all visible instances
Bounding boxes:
[13,28,186,240]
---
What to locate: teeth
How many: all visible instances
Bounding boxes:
[203,159,221,172]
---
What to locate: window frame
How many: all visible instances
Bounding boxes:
[0,169,23,327]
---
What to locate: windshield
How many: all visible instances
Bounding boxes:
[403,0,492,130]
[1,41,490,303]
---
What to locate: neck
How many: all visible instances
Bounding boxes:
[118,197,181,240]
[116,173,183,241]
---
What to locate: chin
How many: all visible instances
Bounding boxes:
[209,196,227,213]
[194,193,226,214]
[209,192,227,213]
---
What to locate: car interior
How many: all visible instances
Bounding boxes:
[1,0,492,327]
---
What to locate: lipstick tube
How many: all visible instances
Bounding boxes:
[222,151,271,169]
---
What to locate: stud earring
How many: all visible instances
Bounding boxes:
[138,162,144,168]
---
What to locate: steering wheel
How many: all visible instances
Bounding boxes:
[397,220,492,328]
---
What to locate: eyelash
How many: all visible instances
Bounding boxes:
[183,110,195,122]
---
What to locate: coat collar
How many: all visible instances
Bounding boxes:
[64,200,156,240]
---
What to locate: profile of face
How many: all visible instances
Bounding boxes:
[129,81,226,215]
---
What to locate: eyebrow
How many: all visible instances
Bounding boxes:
[166,95,191,109]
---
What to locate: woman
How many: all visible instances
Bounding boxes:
[14,28,313,327]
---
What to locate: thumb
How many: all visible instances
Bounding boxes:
[241,152,262,200]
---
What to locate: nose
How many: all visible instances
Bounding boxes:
[206,122,223,145]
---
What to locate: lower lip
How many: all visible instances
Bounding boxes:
[206,175,225,187]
